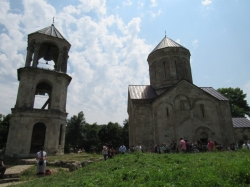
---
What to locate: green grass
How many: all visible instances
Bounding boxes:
[11,150,250,187]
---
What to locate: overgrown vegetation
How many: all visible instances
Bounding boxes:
[13,150,250,187]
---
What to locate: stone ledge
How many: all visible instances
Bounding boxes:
[0,178,19,185]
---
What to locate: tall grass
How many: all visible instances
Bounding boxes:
[15,150,250,187]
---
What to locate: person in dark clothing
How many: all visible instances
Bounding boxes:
[170,140,177,153]
[185,140,190,153]
[0,158,7,179]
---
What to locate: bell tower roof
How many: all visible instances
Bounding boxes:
[30,24,67,40]
[149,36,188,55]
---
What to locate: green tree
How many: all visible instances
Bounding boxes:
[0,114,11,149]
[65,111,85,151]
[98,122,123,149]
[82,123,101,152]
[217,87,250,118]
[122,119,129,147]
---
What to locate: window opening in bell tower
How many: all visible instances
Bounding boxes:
[36,42,58,71]
[33,82,52,110]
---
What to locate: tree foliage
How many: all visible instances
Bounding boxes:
[65,111,129,153]
[217,87,250,118]
[82,123,101,152]
[98,122,123,148]
[0,114,11,149]
[65,111,85,150]
[122,119,129,147]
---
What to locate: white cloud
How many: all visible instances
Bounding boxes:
[150,0,157,7]
[0,0,152,125]
[123,0,132,6]
[192,39,199,49]
[202,0,212,6]
[150,10,161,18]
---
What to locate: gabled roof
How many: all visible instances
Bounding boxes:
[128,85,157,99]
[232,118,250,128]
[30,24,65,39]
[200,87,228,101]
[128,80,229,102]
[149,36,188,55]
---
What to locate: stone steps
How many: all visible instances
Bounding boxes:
[0,178,19,185]
[0,165,33,186]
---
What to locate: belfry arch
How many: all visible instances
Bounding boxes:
[30,123,46,153]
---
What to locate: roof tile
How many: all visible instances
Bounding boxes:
[232,118,250,128]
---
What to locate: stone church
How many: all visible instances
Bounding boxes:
[5,24,71,157]
[127,36,235,150]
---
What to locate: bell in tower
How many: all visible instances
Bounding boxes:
[5,24,72,157]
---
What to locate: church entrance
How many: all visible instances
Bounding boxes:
[200,132,208,151]
[30,123,46,153]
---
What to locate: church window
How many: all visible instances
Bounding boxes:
[175,61,178,76]
[166,107,169,117]
[154,64,157,80]
[163,61,166,78]
[200,104,205,117]
[180,101,185,110]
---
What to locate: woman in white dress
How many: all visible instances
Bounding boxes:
[36,147,47,175]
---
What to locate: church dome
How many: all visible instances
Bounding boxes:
[149,36,188,56]
[147,36,192,90]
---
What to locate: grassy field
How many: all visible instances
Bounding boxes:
[11,150,250,187]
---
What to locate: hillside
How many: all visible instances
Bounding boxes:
[15,150,250,187]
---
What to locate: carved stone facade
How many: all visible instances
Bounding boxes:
[128,36,235,150]
[5,24,71,157]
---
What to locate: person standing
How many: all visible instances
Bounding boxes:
[170,140,177,153]
[242,141,248,149]
[185,140,190,153]
[0,158,7,179]
[36,147,47,175]
[119,144,126,154]
[180,138,186,153]
[208,140,214,151]
[135,142,142,152]
[102,146,109,161]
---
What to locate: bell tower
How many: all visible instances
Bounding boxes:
[5,24,72,156]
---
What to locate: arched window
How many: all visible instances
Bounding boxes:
[163,61,166,78]
[200,104,205,117]
[175,61,178,76]
[154,64,157,80]
[59,124,63,146]
[30,122,46,153]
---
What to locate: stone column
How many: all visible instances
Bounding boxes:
[25,45,33,67]
[32,42,41,68]
[56,50,63,71]
[61,124,66,153]
[61,55,69,73]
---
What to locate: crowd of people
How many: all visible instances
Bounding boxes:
[100,138,244,160]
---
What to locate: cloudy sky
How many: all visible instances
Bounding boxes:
[0,0,250,125]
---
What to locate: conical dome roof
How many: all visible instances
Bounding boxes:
[31,24,65,39]
[149,36,188,55]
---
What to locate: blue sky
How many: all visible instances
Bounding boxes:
[0,0,250,125]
